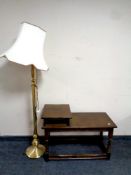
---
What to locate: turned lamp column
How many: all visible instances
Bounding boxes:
[25,65,45,158]
[31,64,37,138]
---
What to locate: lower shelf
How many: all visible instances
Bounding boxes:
[48,153,108,160]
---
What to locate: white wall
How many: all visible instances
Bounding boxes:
[0,0,131,135]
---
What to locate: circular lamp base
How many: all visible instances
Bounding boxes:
[25,144,45,159]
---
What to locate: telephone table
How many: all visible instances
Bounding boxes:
[42,112,117,161]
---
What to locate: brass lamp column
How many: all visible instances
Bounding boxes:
[25,65,45,158]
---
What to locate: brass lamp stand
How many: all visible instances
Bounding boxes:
[25,65,45,158]
[0,22,48,158]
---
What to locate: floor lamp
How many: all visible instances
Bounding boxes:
[0,22,48,158]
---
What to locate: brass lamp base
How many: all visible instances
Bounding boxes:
[25,136,45,159]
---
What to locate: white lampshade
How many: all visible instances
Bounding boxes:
[0,22,48,70]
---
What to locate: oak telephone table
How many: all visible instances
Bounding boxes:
[42,105,117,161]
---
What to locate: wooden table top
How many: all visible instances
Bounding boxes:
[42,112,117,130]
[42,104,72,119]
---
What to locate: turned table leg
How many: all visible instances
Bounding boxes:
[100,131,103,141]
[44,129,50,161]
[107,129,113,159]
